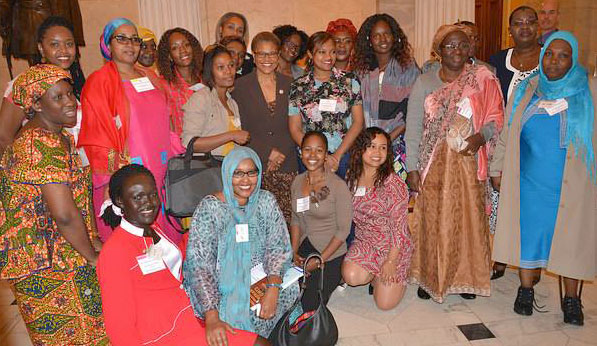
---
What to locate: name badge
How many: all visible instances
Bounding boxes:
[456,98,473,119]
[296,196,310,213]
[189,83,205,91]
[318,99,337,112]
[354,186,367,197]
[235,224,249,243]
[539,98,568,116]
[136,254,166,275]
[130,77,155,93]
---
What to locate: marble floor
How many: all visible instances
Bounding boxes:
[1,268,595,345]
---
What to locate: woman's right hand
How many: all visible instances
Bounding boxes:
[293,252,305,267]
[406,171,421,192]
[491,176,501,191]
[205,316,236,346]
[231,130,250,145]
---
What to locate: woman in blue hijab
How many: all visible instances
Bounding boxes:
[490,31,596,326]
[184,147,299,343]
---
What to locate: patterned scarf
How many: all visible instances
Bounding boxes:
[12,64,72,115]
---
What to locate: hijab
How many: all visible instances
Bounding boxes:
[511,31,595,181]
[100,18,136,60]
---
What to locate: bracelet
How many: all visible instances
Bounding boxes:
[265,283,282,289]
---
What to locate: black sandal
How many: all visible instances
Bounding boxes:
[490,262,506,280]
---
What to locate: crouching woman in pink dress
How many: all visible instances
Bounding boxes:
[342,127,413,310]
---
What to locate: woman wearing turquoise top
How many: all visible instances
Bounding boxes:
[490,31,596,326]
[183,147,299,342]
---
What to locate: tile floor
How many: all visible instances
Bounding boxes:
[0,268,595,345]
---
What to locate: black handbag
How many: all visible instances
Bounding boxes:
[164,137,223,218]
[268,254,339,346]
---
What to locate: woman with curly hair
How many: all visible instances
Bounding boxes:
[342,127,412,310]
[273,25,307,79]
[354,14,420,180]
[157,27,203,137]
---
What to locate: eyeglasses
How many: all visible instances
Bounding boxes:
[232,169,259,178]
[511,19,538,27]
[254,51,279,59]
[442,42,471,52]
[284,41,300,52]
[111,34,143,46]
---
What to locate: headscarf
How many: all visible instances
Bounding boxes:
[100,18,136,60]
[137,26,156,43]
[217,147,263,332]
[12,64,72,115]
[326,18,357,39]
[511,31,595,181]
[430,24,472,61]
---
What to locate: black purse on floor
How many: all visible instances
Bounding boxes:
[268,253,338,346]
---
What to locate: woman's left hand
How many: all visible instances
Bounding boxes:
[379,260,397,285]
[258,288,279,320]
[460,133,485,156]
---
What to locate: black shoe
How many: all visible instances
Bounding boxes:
[460,293,476,300]
[368,284,374,295]
[490,264,506,280]
[417,287,431,300]
[562,296,584,326]
[514,286,534,316]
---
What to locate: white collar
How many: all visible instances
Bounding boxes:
[120,218,145,237]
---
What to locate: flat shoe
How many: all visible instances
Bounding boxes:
[417,287,431,300]
[460,293,476,300]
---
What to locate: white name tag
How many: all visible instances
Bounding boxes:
[114,114,122,129]
[296,196,310,213]
[130,77,155,92]
[235,224,249,243]
[354,186,367,197]
[136,254,166,275]
[318,99,337,112]
[456,97,473,119]
[539,98,568,116]
[189,83,205,91]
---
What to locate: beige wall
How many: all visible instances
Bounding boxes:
[0,0,140,90]
[502,0,597,73]
[199,0,376,46]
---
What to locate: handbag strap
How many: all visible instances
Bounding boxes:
[302,253,324,292]
[184,136,211,169]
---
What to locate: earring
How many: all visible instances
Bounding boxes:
[398,38,401,43]
[41,56,47,63]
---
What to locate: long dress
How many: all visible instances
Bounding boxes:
[0,128,108,345]
[519,96,567,268]
[345,173,413,283]
[97,223,257,345]
[183,191,300,338]
[408,65,504,303]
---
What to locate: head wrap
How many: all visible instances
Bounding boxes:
[510,31,595,181]
[217,147,263,332]
[12,64,72,115]
[326,18,357,39]
[431,24,471,60]
[137,26,157,43]
[100,17,136,60]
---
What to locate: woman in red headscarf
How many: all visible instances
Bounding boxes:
[326,18,357,72]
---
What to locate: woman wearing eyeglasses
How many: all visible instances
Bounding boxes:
[78,18,184,243]
[405,24,504,303]
[273,25,307,79]
[184,147,299,342]
[232,32,298,223]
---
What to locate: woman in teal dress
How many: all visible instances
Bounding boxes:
[491,31,596,326]
[183,147,299,342]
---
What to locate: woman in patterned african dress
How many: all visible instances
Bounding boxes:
[0,64,108,345]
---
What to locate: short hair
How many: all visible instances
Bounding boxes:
[456,20,476,27]
[301,131,328,152]
[273,25,308,63]
[307,31,334,54]
[251,32,281,52]
[102,164,156,229]
[202,45,232,89]
[215,12,249,43]
[509,5,538,25]
[220,36,246,50]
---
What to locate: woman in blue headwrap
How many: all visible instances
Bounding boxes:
[490,31,596,326]
[184,147,299,343]
[78,18,184,243]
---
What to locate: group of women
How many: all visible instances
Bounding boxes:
[0,5,594,346]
